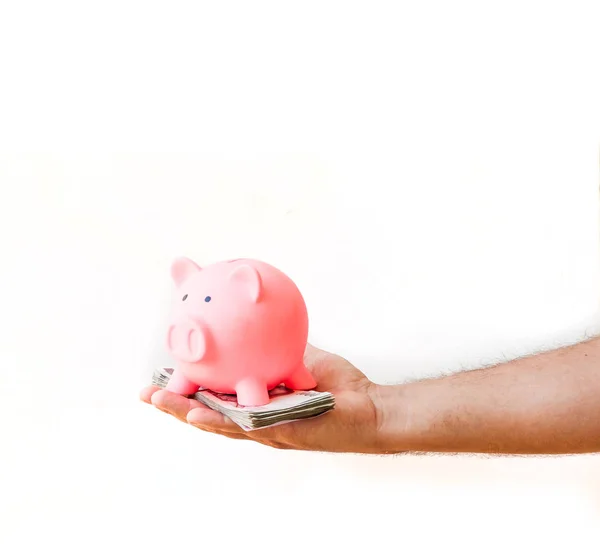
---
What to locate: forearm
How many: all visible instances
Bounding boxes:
[375,336,600,454]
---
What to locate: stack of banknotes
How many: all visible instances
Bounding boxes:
[151,367,335,431]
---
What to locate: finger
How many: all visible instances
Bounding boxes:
[219,432,249,441]
[186,406,244,434]
[150,389,205,423]
[303,343,329,367]
[187,407,297,447]
[191,424,249,441]
[188,409,307,449]
[140,385,161,404]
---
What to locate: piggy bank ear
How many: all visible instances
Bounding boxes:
[167,321,206,362]
[171,257,202,287]
[228,264,262,303]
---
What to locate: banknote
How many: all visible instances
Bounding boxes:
[151,367,335,431]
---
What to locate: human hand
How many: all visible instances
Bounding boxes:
[140,344,388,453]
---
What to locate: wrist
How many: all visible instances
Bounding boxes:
[369,382,415,454]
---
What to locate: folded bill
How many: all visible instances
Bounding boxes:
[151,367,335,431]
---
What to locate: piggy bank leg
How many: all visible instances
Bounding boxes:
[284,364,317,391]
[165,367,200,396]
[235,378,270,407]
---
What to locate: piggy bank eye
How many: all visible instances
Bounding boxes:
[204,296,212,302]
[182,294,188,301]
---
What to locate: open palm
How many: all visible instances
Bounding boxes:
[140,344,383,453]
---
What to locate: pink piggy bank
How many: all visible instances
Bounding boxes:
[165,257,317,406]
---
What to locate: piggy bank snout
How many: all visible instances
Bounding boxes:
[167,319,207,363]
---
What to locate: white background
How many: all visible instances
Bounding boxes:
[2,1,600,555]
